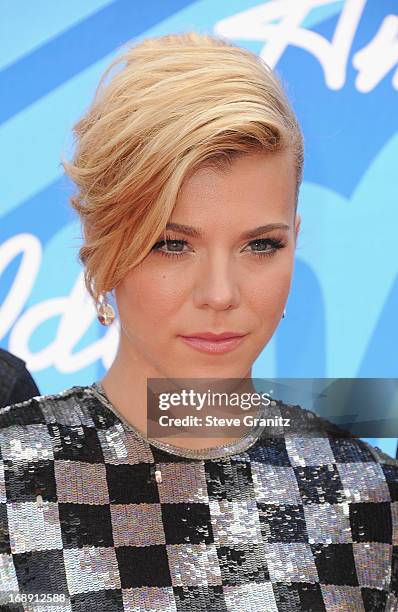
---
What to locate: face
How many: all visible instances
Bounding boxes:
[114,149,301,381]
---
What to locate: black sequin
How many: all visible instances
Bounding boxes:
[0,383,396,611]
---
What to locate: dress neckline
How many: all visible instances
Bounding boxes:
[89,380,271,460]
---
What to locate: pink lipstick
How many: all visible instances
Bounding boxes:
[179,332,247,354]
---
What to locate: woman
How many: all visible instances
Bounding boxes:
[1,32,396,611]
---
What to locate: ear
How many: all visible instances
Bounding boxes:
[295,213,301,240]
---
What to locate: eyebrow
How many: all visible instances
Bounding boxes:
[165,222,290,240]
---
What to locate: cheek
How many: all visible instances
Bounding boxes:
[116,267,186,325]
[247,260,292,315]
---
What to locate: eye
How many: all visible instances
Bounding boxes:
[151,235,188,258]
[246,237,286,258]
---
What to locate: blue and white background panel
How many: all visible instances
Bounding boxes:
[0,0,397,456]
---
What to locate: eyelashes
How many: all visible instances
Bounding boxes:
[151,234,286,260]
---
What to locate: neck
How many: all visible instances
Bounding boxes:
[99,338,257,450]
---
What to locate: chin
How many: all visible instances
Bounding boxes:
[173,363,251,381]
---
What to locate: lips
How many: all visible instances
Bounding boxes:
[181,332,246,341]
[179,333,247,354]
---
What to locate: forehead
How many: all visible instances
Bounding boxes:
[173,150,296,226]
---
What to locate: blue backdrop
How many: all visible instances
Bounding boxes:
[1,0,397,456]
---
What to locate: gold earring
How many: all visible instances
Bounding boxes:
[96,293,115,326]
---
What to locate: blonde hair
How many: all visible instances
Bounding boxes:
[62,32,304,304]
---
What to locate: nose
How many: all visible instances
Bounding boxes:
[192,251,240,311]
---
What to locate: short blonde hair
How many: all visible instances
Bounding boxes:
[62,32,304,304]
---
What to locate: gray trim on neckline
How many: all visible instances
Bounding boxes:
[89,381,269,460]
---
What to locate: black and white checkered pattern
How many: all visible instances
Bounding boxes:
[0,383,397,611]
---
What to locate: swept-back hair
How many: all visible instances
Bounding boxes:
[62,32,304,303]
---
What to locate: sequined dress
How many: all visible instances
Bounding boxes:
[0,382,397,611]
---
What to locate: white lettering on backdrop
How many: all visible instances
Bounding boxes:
[214,0,398,93]
[2,1,398,374]
[0,234,118,371]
